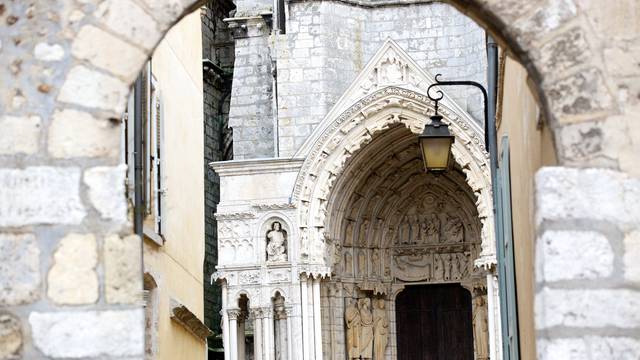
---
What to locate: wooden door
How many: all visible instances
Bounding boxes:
[396,284,473,360]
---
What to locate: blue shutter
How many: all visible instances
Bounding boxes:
[496,136,520,359]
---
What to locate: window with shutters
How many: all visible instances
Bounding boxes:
[121,61,165,246]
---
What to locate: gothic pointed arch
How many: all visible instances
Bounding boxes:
[292,40,495,273]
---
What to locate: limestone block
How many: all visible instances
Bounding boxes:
[624,230,640,282]
[0,167,85,226]
[535,288,640,329]
[83,165,128,224]
[537,230,613,282]
[509,0,577,44]
[0,234,40,306]
[33,42,65,62]
[579,0,640,41]
[71,25,147,81]
[48,109,120,159]
[545,68,614,121]
[0,313,22,359]
[94,0,161,51]
[140,0,189,28]
[535,167,640,230]
[538,27,590,76]
[47,233,98,305]
[58,66,128,113]
[538,337,640,359]
[0,115,40,155]
[104,234,142,304]
[30,310,144,358]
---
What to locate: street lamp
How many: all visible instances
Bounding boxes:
[419,97,454,172]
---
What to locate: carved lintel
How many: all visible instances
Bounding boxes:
[223,13,272,39]
[253,202,296,210]
[215,211,256,220]
[170,299,214,341]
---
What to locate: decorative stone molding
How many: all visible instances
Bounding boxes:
[215,211,256,220]
[169,299,214,341]
[223,13,272,39]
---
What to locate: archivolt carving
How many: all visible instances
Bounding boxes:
[292,87,494,269]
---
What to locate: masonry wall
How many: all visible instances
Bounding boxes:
[275,1,486,156]
[202,0,236,346]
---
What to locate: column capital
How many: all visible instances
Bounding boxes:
[228,308,242,320]
[250,308,263,319]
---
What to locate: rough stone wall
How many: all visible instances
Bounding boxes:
[275,1,486,156]
[2,0,640,359]
[202,0,235,340]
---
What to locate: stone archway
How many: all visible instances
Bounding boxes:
[1,1,639,359]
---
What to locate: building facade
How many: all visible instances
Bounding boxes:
[2,0,640,360]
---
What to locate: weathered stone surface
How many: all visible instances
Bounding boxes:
[578,0,640,41]
[538,27,590,76]
[624,230,640,282]
[47,233,98,305]
[538,230,613,282]
[0,167,85,226]
[535,167,640,230]
[510,0,577,44]
[105,234,142,304]
[545,68,614,121]
[83,165,128,224]
[57,66,128,113]
[0,313,22,359]
[538,337,640,359]
[48,109,120,159]
[33,42,65,62]
[94,0,162,51]
[0,115,40,155]
[536,288,640,329]
[0,234,40,306]
[71,25,147,81]
[30,310,144,358]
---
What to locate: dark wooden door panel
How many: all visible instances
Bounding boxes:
[396,284,473,360]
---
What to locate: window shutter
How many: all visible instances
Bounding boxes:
[150,78,164,236]
[143,64,152,216]
[496,136,520,359]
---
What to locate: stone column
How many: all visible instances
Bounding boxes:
[307,277,314,359]
[300,275,310,360]
[267,307,276,360]
[312,277,323,360]
[286,307,293,360]
[229,309,241,360]
[275,303,288,360]
[263,308,274,360]
[222,283,231,360]
[253,309,264,360]
[486,273,497,360]
[238,312,247,360]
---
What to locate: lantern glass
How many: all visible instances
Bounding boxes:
[420,136,453,171]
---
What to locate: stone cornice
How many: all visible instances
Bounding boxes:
[170,299,214,341]
[210,158,304,176]
[287,0,438,9]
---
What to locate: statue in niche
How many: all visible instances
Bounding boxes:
[443,214,464,243]
[345,221,355,246]
[359,298,374,359]
[373,298,389,360]
[399,216,410,244]
[442,253,452,280]
[358,250,367,277]
[345,251,353,275]
[451,253,462,280]
[359,220,370,246]
[473,296,489,360]
[408,214,419,244]
[371,249,380,276]
[383,249,391,277]
[434,254,444,280]
[266,221,287,262]
[424,213,440,244]
[345,299,361,359]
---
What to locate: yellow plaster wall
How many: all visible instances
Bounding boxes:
[497,55,557,360]
[143,9,206,360]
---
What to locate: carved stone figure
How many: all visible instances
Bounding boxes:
[358,250,367,277]
[345,251,353,275]
[345,221,355,246]
[371,249,380,276]
[359,219,370,246]
[434,253,444,280]
[442,253,451,280]
[473,296,489,359]
[358,298,374,359]
[444,214,464,243]
[266,221,287,262]
[345,299,361,359]
[373,298,389,360]
[425,213,440,244]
